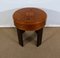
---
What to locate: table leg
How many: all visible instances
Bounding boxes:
[35,28,43,47]
[17,28,25,46]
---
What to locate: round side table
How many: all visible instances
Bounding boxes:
[13,7,47,47]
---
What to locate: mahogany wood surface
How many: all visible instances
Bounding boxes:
[13,8,47,31]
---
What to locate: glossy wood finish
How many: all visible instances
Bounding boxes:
[13,8,47,31]
[13,7,47,47]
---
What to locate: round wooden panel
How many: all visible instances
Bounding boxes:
[13,7,47,31]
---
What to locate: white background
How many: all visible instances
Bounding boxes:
[0,0,60,27]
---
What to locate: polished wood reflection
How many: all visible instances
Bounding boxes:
[13,8,47,31]
[13,7,47,47]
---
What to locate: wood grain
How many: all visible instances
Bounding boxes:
[13,7,47,31]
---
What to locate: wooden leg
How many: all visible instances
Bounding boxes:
[17,28,25,46]
[35,28,43,47]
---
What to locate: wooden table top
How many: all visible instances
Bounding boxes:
[13,8,47,31]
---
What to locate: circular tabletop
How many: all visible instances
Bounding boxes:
[13,8,47,31]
